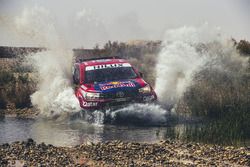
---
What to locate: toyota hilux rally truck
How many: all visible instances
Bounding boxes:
[73,57,157,112]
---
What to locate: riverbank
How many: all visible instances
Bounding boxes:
[0,108,38,118]
[0,139,249,166]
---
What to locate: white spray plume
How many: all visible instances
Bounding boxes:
[155,26,210,104]
[13,6,80,116]
[30,50,80,117]
[155,25,248,106]
[110,103,168,124]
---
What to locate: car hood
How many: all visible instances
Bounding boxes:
[82,78,147,93]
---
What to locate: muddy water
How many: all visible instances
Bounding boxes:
[0,116,249,147]
[0,117,169,146]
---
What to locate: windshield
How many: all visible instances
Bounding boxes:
[85,67,138,83]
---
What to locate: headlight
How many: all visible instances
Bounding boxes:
[81,90,102,100]
[139,85,151,94]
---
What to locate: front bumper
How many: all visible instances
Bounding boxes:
[79,93,157,111]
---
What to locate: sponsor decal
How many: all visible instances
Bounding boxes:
[81,85,88,90]
[82,101,98,107]
[99,81,136,91]
[86,63,131,71]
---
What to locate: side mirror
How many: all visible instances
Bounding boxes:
[139,72,143,77]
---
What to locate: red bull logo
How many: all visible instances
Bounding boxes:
[99,81,136,91]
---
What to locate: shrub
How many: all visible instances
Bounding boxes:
[18,74,29,83]
[13,65,33,73]
[0,71,15,85]
[184,68,249,118]
[0,94,7,109]
[236,40,250,56]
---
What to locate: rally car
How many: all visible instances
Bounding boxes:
[73,57,157,111]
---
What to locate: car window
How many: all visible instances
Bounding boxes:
[84,67,138,83]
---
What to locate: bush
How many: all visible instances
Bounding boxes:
[236,40,250,56]
[13,66,33,73]
[178,65,250,145]
[0,71,15,85]
[0,94,7,109]
[184,68,249,118]
[18,74,29,83]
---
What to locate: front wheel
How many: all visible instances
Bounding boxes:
[80,110,94,122]
[80,110,106,124]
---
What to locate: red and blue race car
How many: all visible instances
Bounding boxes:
[73,57,157,111]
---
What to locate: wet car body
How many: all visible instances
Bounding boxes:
[73,57,157,111]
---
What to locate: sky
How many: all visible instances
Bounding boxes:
[0,0,249,48]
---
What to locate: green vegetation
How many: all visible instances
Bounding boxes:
[13,65,33,73]
[237,40,250,56]
[184,69,249,118]
[166,115,249,146]
[178,54,250,145]
[18,74,29,83]
[0,94,7,109]
[0,70,35,109]
[0,71,15,85]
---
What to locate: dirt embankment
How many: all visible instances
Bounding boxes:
[0,139,249,167]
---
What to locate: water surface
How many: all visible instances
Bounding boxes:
[0,116,249,147]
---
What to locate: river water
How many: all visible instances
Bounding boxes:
[0,115,249,147]
[0,117,169,146]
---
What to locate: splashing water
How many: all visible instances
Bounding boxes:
[107,103,168,126]
[155,26,215,105]
[29,49,80,117]
[10,6,169,120]
[4,5,248,123]
[96,26,247,124]
[92,111,105,125]
[12,6,81,117]
[155,25,248,107]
